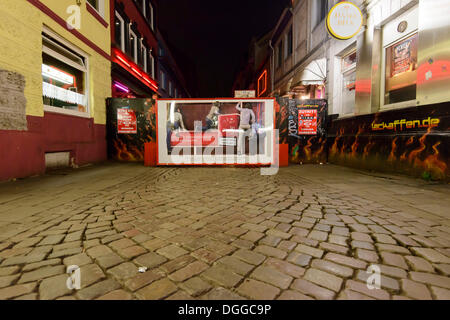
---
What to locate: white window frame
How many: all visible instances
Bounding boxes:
[161,71,166,90]
[42,27,90,118]
[149,51,155,79]
[149,1,154,30]
[339,49,357,117]
[129,27,138,62]
[87,0,106,18]
[380,6,419,111]
[140,40,147,71]
[142,0,147,18]
[115,12,125,52]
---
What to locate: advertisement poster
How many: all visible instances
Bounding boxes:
[298,109,318,135]
[117,108,137,134]
[391,35,416,77]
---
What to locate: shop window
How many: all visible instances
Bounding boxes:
[42,33,88,114]
[384,33,418,105]
[341,51,357,115]
[115,12,125,51]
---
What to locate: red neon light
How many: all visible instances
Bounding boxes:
[258,70,268,97]
[116,55,130,67]
[112,48,158,91]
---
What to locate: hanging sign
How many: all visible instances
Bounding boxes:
[117,108,137,134]
[298,109,318,135]
[326,1,363,40]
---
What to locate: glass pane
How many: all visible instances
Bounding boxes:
[87,0,98,10]
[342,70,356,114]
[42,52,86,112]
[114,17,122,48]
[385,33,418,105]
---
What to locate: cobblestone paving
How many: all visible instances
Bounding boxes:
[0,163,449,300]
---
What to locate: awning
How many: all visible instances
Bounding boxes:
[292,58,327,87]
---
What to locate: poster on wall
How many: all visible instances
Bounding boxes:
[117,108,137,134]
[298,109,318,135]
[288,100,327,138]
[391,35,417,77]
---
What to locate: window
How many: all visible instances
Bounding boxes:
[384,33,418,105]
[148,1,154,30]
[277,41,283,68]
[87,0,99,10]
[139,40,147,70]
[41,32,88,114]
[313,0,328,28]
[115,12,125,51]
[169,81,173,96]
[341,51,357,115]
[147,51,155,78]
[87,0,105,17]
[175,88,178,98]
[161,71,166,90]
[129,27,138,62]
[285,27,293,59]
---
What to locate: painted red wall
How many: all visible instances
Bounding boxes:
[0,113,106,181]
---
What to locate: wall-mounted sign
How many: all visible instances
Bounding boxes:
[326,1,363,40]
[117,108,137,134]
[235,90,256,98]
[397,21,408,33]
[298,109,318,135]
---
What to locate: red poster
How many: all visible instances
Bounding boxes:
[117,108,137,134]
[298,109,317,135]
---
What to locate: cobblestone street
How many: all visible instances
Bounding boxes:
[0,163,449,300]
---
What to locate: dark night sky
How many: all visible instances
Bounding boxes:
[158,0,290,98]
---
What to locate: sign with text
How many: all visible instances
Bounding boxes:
[234,90,256,98]
[326,1,363,40]
[298,109,318,135]
[117,108,137,134]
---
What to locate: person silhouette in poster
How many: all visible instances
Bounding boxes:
[236,102,256,155]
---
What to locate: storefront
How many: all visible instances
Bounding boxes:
[0,1,112,181]
[156,99,276,165]
[327,0,450,181]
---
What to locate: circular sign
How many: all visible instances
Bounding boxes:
[397,21,408,33]
[326,1,363,40]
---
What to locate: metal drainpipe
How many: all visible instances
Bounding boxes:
[269,40,275,95]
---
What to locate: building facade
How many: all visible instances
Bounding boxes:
[156,32,190,99]
[0,0,112,181]
[270,0,449,180]
[110,0,158,98]
[231,32,272,98]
